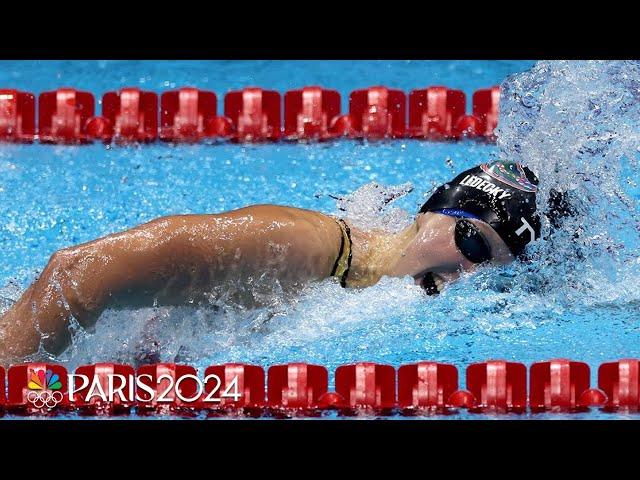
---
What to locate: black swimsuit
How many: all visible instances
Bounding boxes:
[330,218,353,288]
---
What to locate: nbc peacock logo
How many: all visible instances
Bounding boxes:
[27,369,64,409]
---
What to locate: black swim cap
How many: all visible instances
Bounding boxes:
[419,161,541,256]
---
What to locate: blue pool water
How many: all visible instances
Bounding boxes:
[1,60,640,419]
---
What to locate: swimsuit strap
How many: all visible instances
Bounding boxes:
[330,218,353,288]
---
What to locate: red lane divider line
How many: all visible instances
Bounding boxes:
[599,359,640,412]
[160,88,217,143]
[529,359,608,412]
[347,87,406,139]
[0,85,501,144]
[0,366,5,412]
[6,362,70,415]
[1,359,629,417]
[206,363,265,416]
[0,89,35,142]
[335,362,396,414]
[224,88,281,142]
[135,363,200,416]
[284,87,341,141]
[38,89,95,144]
[466,360,527,413]
[473,86,500,138]
[72,363,136,416]
[408,86,466,139]
[398,361,458,413]
[88,88,158,143]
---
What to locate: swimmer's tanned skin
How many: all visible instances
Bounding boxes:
[0,161,543,366]
[0,205,513,365]
[0,206,339,362]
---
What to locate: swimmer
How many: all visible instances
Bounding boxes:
[0,161,563,365]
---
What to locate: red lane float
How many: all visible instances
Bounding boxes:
[160,88,217,142]
[0,366,5,413]
[71,363,136,415]
[284,86,341,141]
[408,87,466,139]
[599,359,640,411]
[136,363,200,415]
[0,85,501,144]
[453,114,483,138]
[39,89,95,143]
[267,363,329,414]
[529,359,605,412]
[448,389,476,409]
[398,362,458,412]
[345,86,406,139]
[89,88,158,143]
[3,358,632,417]
[472,86,500,138]
[335,362,396,413]
[450,88,499,139]
[203,363,265,415]
[223,88,281,142]
[7,363,69,415]
[466,360,527,413]
[0,89,35,142]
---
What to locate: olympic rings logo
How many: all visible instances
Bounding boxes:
[27,390,64,409]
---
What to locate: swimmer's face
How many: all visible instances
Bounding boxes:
[389,212,514,293]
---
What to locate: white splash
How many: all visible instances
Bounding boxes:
[333,181,414,233]
[496,60,640,302]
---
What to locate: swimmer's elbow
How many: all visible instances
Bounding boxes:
[43,251,79,308]
[42,247,77,279]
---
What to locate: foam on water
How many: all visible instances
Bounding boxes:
[496,60,640,307]
[333,180,415,233]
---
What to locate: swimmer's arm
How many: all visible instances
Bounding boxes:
[0,205,342,365]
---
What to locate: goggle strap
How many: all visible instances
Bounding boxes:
[433,208,482,220]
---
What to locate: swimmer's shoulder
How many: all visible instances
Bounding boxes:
[225,204,338,224]
[223,205,344,245]
[151,205,340,234]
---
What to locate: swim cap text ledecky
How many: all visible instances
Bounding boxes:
[458,174,512,200]
[419,161,541,256]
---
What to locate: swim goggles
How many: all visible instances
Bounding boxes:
[434,208,492,264]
